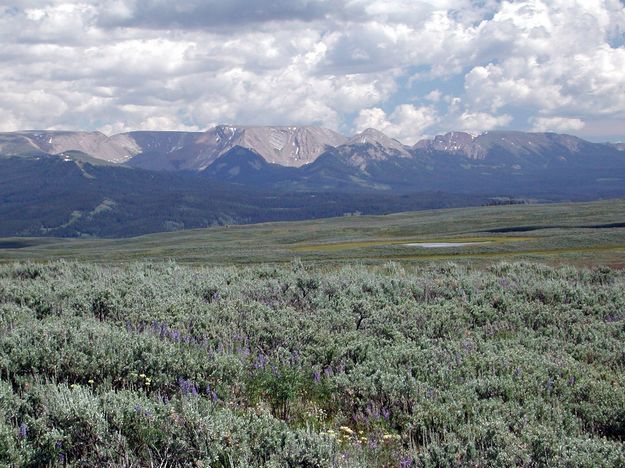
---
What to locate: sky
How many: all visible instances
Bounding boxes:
[0,0,624,144]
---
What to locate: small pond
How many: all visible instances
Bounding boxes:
[404,242,492,248]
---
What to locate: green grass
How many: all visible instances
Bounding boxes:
[1,198,624,267]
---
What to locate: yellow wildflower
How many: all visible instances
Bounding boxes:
[88,379,94,385]
[339,426,354,435]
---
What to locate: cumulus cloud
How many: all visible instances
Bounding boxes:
[424,90,443,102]
[0,0,624,139]
[463,0,625,124]
[530,116,585,133]
[455,111,512,134]
[354,104,439,144]
[96,0,338,29]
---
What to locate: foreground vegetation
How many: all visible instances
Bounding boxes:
[1,260,624,466]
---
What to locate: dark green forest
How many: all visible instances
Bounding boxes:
[0,156,488,238]
[1,261,624,466]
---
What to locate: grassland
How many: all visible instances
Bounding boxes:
[1,198,624,267]
[2,199,625,465]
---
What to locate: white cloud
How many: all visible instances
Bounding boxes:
[0,0,623,139]
[455,111,512,134]
[530,116,585,133]
[424,90,442,102]
[354,104,439,144]
[463,0,625,121]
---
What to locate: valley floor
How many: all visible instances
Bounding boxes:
[1,198,624,268]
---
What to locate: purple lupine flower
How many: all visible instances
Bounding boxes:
[205,384,212,396]
[312,370,321,382]
[19,422,27,439]
[399,457,413,468]
[366,403,380,419]
[177,378,198,397]
[211,391,218,402]
[324,366,334,377]
[254,353,268,369]
[381,407,391,420]
[170,330,181,343]
[212,292,220,302]
[368,438,378,450]
[55,441,66,463]
[178,378,191,396]
[134,404,142,413]
[454,352,462,365]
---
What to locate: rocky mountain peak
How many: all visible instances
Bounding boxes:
[346,128,411,158]
[414,131,598,160]
[236,126,346,166]
[415,131,486,159]
[192,125,346,168]
[0,130,140,163]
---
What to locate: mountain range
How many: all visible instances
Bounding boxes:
[0,126,346,169]
[1,126,624,237]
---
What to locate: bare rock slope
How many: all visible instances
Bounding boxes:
[0,126,346,170]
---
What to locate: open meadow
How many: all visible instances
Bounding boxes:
[1,200,625,466]
[1,198,625,267]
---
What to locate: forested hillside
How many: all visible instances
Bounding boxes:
[0,156,485,238]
